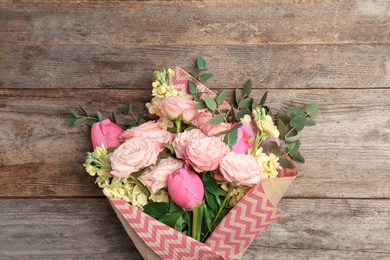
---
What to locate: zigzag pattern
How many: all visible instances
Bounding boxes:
[205,182,282,259]
[112,199,224,260]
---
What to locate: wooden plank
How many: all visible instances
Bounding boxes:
[1,88,389,198]
[0,198,388,259]
[2,44,390,89]
[1,1,390,46]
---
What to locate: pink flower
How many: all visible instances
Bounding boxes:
[167,165,204,210]
[201,122,231,137]
[91,119,124,149]
[138,129,174,151]
[139,157,183,194]
[110,136,161,178]
[119,121,162,143]
[190,109,212,128]
[219,152,263,186]
[172,129,206,159]
[159,96,198,122]
[232,121,254,154]
[185,136,230,172]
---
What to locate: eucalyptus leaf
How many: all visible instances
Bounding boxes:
[238,98,253,109]
[119,104,129,115]
[260,91,268,106]
[290,116,306,132]
[208,113,226,125]
[235,88,240,105]
[278,156,294,169]
[235,110,246,120]
[224,128,238,147]
[97,111,103,122]
[243,79,252,98]
[278,114,291,125]
[288,107,305,118]
[142,202,169,220]
[203,95,217,112]
[292,151,305,163]
[215,91,226,105]
[286,140,301,156]
[305,102,319,117]
[189,81,198,94]
[199,73,214,82]
[266,141,281,156]
[65,115,77,125]
[197,57,207,70]
[195,100,207,110]
[277,118,286,141]
[305,117,316,126]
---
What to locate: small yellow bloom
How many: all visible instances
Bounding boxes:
[254,148,282,178]
[149,190,170,203]
[257,115,279,138]
[86,165,97,176]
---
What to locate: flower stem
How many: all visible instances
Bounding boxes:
[128,175,150,198]
[192,205,203,241]
[175,118,182,133]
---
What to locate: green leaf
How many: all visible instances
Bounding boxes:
[277,118,286,141]
[305,117,316,126]
[243,79,252,98]
[97,111,103,122]
[159,210,185,229]
[124,120,138,128]
[87,119,99,126]
[286,140,301,156]
[174,215,187,232]
[65,115,77,125]
[238,98,253,109]
[111,111,117,124]
[305,102,319,117]
[70,109,78,118]
[203,206,212,231]
[79,106,89,116]
[195,100,207,110]
[292,151,305,163]
[203,175,219,195]
[73,117,88,125]
[215,91,226,105]
[260,91,268,106]
[203,95,217,112]
[208,113,226,124]
[119,104,130,115]
[278,156,294,169]
[285,125,298,138]
[197,57,207,70]
[235,88,240,105]
[188,81,198,95]
[199,73,214,82]
[288,107,305,118]
[235,110,246,120]
[290,116,306,132]
[205,191,218,213]
[143,202,169,220]
[224,128,238,147]
[278,114,291,126]
[266,141,281,156]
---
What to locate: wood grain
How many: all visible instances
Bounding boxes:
[1,198,388,259]
[2,44,390,89]
[1,88,389,198]
[1,1,390,46]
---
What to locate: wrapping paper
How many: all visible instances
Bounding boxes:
[106,68,299,259]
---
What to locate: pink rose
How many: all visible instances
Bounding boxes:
[185,136,230,172]
[138,129,174,151]
[159,96,198,122]
[232,121,255,154]
[167,164,204,209]
[172,129,206,159]
[201,122,231,137]
[190,109,212,128]
[219,152,263,186]
[110,136,161,178]
[91,119,124,149]
[119,121,162,143]
[139,157,183,194]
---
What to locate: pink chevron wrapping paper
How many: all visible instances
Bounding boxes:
[109,175,296,260]
[106,67,299,259]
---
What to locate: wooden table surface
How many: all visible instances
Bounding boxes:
[1,1,389,259]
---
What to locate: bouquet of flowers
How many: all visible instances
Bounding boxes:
[67,58,317,259]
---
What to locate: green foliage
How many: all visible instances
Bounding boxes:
[65,106,101,126]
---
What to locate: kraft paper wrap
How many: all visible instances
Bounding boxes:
[106,68,299,259]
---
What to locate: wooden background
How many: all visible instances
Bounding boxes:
[1,1,389,259]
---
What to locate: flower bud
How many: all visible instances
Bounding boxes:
[167,165,204,210]
[91,119,124,149]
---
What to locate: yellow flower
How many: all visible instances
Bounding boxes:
[254,148,282,178]
[86,165,97,176]
[149,190,170,203]
[257,115,279,138]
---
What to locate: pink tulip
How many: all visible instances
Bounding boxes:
[91,119,124,149]
[232,121,254,154]
[167,165,204,210]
